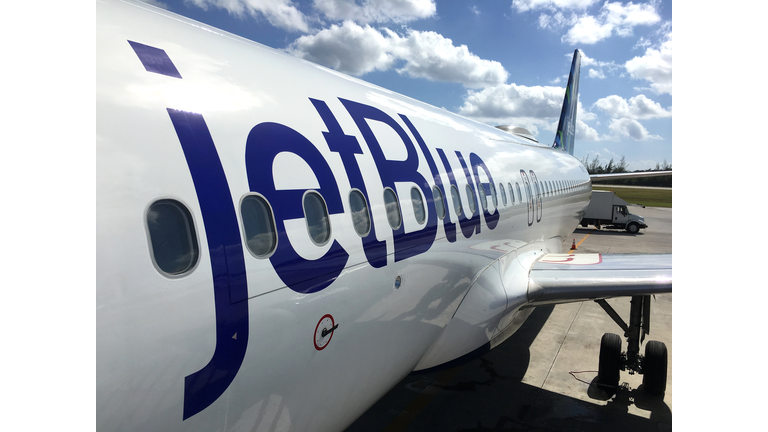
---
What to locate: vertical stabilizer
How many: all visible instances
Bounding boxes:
[553,50,581,155]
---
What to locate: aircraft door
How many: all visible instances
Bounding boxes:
[520,170,534,226]
[529,170,542,223]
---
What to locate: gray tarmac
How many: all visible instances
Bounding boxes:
[345,206,672,432]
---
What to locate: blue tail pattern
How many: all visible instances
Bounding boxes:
[553,50,581,155]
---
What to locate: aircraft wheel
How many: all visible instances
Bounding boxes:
[642,340,668,396]
[597,333,622,392]
[626,223,639,234]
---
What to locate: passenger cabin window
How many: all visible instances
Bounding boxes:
[490,183,498,208]
[303,191,331,245]
[466,184,476,213]
[451,185,463,216]
[509,182,515,203]
[241,195,277,257]
[147,199,199,276]
[433,186,446,220]
[478,184,488,211]
[411,187,426,224]
[349,190,371,237]
[515,182,523,203]
[500,183,507,206]
[383,188,402,229]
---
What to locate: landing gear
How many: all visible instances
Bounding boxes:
[595,296,668,396]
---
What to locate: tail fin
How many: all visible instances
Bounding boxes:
[553,49,581,155]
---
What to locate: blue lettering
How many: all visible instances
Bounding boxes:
[245,122,349,294]
[310,98,388,268]
[400,115,457,243]
[340,99,437,262]
[470,153,500,230]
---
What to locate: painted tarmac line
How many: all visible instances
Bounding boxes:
[574,229,594,250]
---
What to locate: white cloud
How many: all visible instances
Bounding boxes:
[625,32,672,95]
[538,11,571,30]
[588,68,606,79]
[185,0,310,32]
[576,119,601,141]
[390,30,508,88]
[563,14,613,44]
[286,21,395,75]
[602,1,661,36]
[593,94,671,119]
[286,22,507,88]
[457,82,600,141]
[579,51,619,70]
[632,36,652,50]
[458,83,567,120]
[561,1,661,45]
[312,0,436,24]
[512,0,598,13]
[608,118,661,140]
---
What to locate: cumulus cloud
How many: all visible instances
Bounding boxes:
[538,11,570,30]
[456,82,600,141]
[593,94,671,119]
[562,1,660,44]
[578,51,620,75]
[576,119,601,141]
[390,30,508,87]
[286,22,395,75]
[458,83,567,120]
[312,0,436,24]
[185,0,310,32]
[286,22,508,88]
[512,0,598,13]
[588,68,606,79]
[563,14,613,44]
[625,32,672,94]
[592,94,669,141]
[608,118,661,140]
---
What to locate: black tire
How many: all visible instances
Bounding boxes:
[643,340,668,396]
[597,333,622,391]
[626,223,639,234]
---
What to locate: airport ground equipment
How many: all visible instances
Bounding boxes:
[580,190,647,233]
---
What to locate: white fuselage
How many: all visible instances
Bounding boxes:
[96,1,592,430]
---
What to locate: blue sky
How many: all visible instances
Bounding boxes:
[144,0,672,170]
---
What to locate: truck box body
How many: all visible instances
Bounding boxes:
[584,191,630,220]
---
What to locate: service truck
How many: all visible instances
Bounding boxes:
[580,190,647,233]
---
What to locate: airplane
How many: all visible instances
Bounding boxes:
[96,0,672,430]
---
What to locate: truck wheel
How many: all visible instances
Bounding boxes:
[626,223,639,234]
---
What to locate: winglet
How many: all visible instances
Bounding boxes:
[553,49,581,155]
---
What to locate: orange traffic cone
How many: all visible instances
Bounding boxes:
[570,239,576,251]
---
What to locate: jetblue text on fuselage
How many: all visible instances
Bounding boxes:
[246,97,501,294]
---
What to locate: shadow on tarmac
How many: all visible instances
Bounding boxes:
[345,305,672,432]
